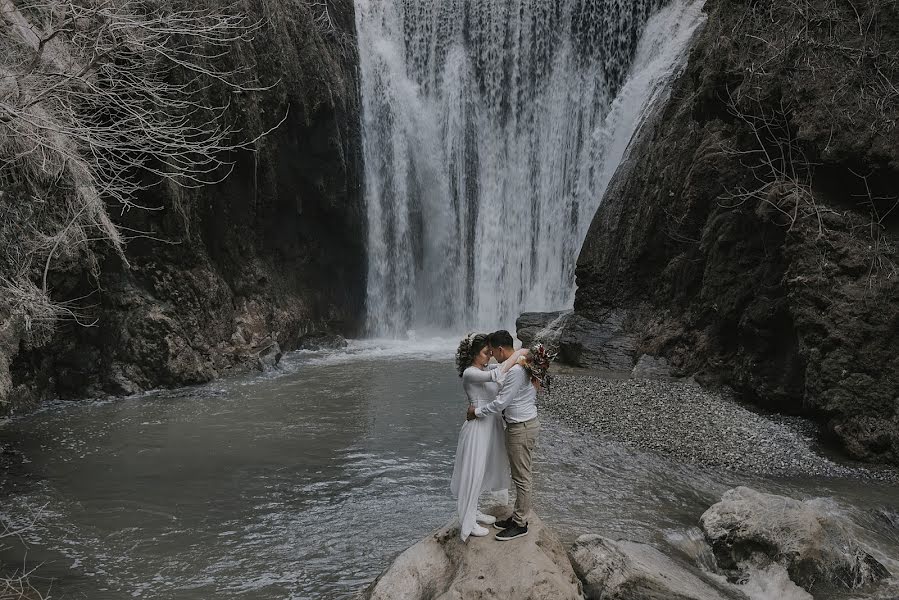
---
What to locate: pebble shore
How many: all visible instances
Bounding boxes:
[544,374,897,480]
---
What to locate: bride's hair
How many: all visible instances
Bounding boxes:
[455,333,489,377]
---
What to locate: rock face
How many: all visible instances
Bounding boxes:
[558,312,639,372]
[516,311,569,348]
[569,534,742,600]
[2,0,364,407]
[515,310,640,373]
[573,0,899,464]
[363,512,584,600]
[700,487,891,592]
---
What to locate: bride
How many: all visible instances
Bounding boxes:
[450,333,527,541]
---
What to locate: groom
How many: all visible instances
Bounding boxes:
[466,330,539,541]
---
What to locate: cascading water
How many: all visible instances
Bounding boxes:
[356,0,706,336]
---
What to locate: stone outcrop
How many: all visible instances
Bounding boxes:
[516,311,569,348]
[362,512,585,600]
[569,534,743,600]
[700,487,891,592]
[573,0,899,464]
[2,0,364,407]
[516,310,640,373]
[364,490,895,600]
[297,331,349,351]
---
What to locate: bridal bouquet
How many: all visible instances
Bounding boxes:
[520,343,558,392]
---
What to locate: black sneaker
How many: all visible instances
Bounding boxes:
[495,523,528,541]
[493,517,515,531]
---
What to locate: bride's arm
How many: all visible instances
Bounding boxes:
[498,348,530,373]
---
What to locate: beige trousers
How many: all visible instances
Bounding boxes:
[505,417,540,526]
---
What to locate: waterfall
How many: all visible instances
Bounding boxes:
[356,0,706,337]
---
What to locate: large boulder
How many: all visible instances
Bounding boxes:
[297,330,349,351]
[255,341,283,371]
[558,311,638,372]
[362,512,584,600]
[700,487,890,592]
[569,535,742,600]
[516,311,570,348]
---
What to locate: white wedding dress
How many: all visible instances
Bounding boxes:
[450,364,512,541]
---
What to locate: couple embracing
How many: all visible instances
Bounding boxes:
[449,330,546,543]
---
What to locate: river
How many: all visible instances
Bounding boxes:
[0,341,897,599]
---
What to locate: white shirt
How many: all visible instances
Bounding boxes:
[474,364,537,423]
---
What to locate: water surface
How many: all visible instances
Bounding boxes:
[0,341,896,599]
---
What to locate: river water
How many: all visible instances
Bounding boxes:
[1,342,897,599]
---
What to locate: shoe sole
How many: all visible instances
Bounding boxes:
[495,530,529,541]
[476,518,496,525]
[493,523,511,531]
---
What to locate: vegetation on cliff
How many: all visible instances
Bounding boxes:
[0,0,363,408]
[575,0,899,464]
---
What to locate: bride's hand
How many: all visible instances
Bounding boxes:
[500,349,524,373]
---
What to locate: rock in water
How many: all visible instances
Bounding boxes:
[362,512,584,600]
[255,342,282,371]
[297,331,348,351]
[569,535,741,600]
[700,487,891,592]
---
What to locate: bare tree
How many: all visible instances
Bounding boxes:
[0,505,48,600]
[0,0,282,342]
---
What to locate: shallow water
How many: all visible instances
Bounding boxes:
[0,341,897,599]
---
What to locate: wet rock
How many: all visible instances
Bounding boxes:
[517,311,569,347]
[569,534,741,600]
[298,331,348,351]
[558,311,637,372]
[256,341,283,371]
[362,511,584,600]
[700,487,891,592]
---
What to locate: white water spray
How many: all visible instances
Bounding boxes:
[356,0,706,336]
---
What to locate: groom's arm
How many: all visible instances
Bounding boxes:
[474,366,525,418]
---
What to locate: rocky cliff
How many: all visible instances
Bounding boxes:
[1,0,364,406]
[573,0,899,464]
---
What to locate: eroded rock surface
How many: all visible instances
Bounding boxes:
[363,512,584,600]
[569,534,742,600]
[700,487,890,592]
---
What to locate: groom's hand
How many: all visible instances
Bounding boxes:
[466,405,477,421]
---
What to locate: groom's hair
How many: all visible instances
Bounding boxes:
[488,330,514,349]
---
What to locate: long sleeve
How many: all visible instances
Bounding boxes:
[476,366,525,418]
[462,365,505,384]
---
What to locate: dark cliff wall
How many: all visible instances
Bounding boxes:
[5,0,365,402]
[574,0,899,464]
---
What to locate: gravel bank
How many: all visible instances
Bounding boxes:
[544,374,897,480]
